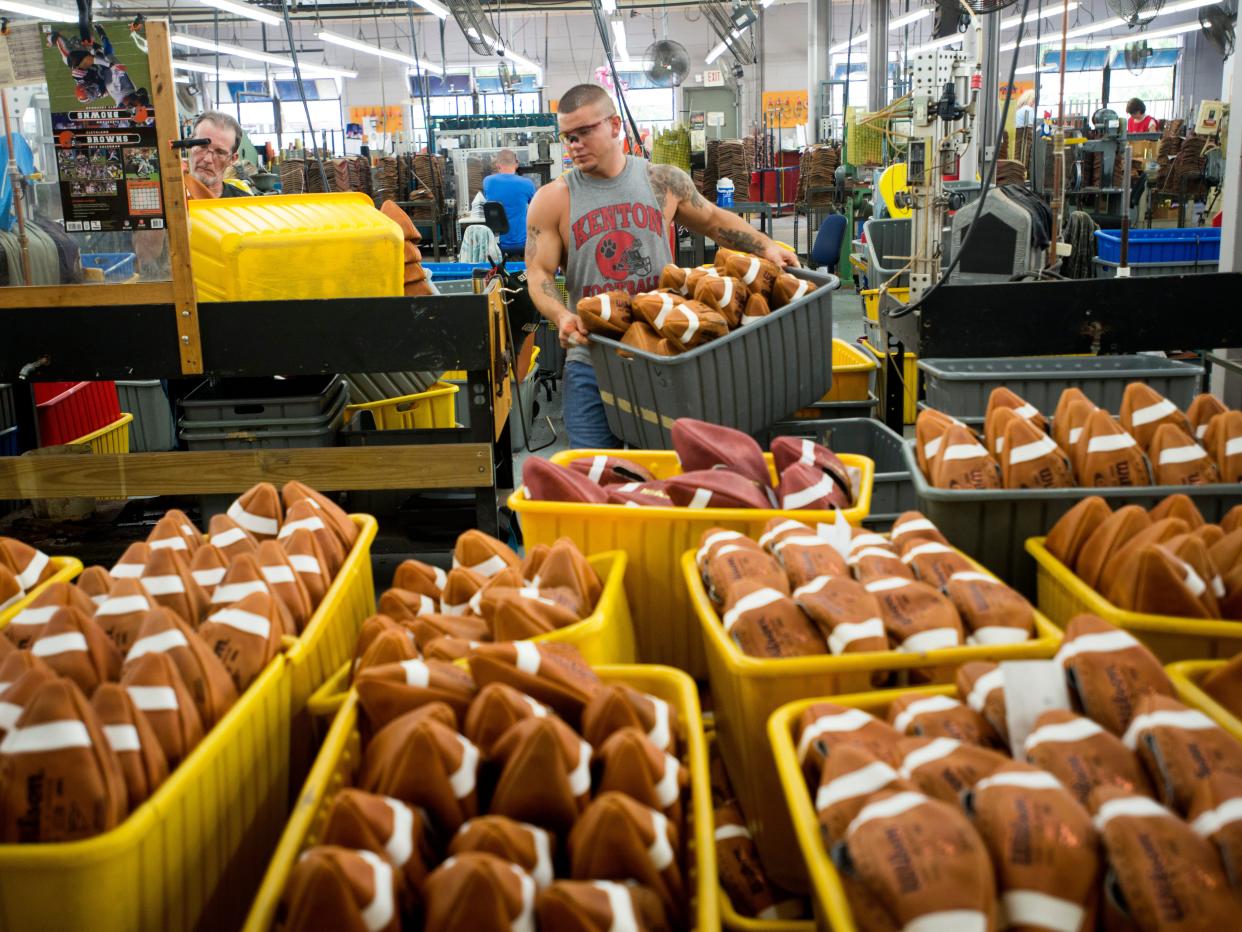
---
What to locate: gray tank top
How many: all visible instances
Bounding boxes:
[563,156,673,365]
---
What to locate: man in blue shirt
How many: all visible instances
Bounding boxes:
[482,149,536,257]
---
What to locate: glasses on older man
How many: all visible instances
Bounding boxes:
[199,145,234,162]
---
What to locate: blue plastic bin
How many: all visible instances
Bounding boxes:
[423,261,526,281]
[81,252,137,281]
[1095,228,1221,264]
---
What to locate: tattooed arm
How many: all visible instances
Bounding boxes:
[525,181,587,349]
[648,162,799,268]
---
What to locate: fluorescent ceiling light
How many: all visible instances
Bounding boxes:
[1087,19,1201,46]
[171,33,357,78]
[610,19,631,64]
[318,30,443,73]
[909,33,965,54]
[999,1,1078,29]
[891,9,931,28]
[1001,0,1218,50]
[479,33,543,80]
[601,0,617,11]
[1014,64,1040,73]
[195,0,282,27]
[411,0,449,20]
[0,0,75,21]
[173,58,272,81]
[830,36,863,53]
[705,39,729,64]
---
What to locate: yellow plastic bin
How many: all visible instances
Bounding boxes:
[820,339,877,403]
[0,517,376,931]
[304,550,638,718]
[71,412,133,454]
[1026,536,1242,662]
[688,548,1062,890]
[1167,660,1242,742]
[861,286,909,322]
[243,663,718,932]
[343,381,459,430]
[768,685,953,930]
[190,192,404,302]
[0,556,84,630]
[0,653,292,932]
[510,450,875,676]
[861,338,919,425]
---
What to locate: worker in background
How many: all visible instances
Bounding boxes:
[185,110,253,198]
[1126,98,1159,134]
[524,83,797,448]
[483,149,536,258]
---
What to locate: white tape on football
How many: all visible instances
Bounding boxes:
[968,626,1031,646]
[31,632,90,657]
[782,473,835,510]
[847,790,928,833]
[647,810,675,871]
[227,501,279,537]
[741,256,760,285]
[449,734,480,799]
[127,686,181,712]
[797,708,873,761]
[1129,398,1178,427]
[513,641,542,674]
[1054,629,1141,662]
[261,565,297,586]
[210,526,250,549]
[381,797,416,867]
[149,536,188,552]
[646,694,671,750]
[722,587,787,633]
[1085,432,1137,454]
[399,659,430,688]
[278,516,327,539]
[109,563,145,579]
[687,488,713,509]
[898,737,961,779]
[598,292,613,321]
[1007,434,1060,466]
[192,568,227,589]
[0,719,92,754]
[568,739,593,797]
[104,724,142,754]
[356,849,396,932]
[966,667,1005,714]
[891,695,962,733]
[975,770,1063,793]
[287,554,323,576]
[758,520,808,550]
[942,442,991,462]
[211,580,269,604]
[904,911,988,932]
[1191,797,1242,838]
[140,574,186,596]
[1002,893,1083,932]
[655,753,680,808]
[15,551,49,592]
[900,541,955,563]
[128,627,191,659]
[1226,436,1242,457]
[714,823,752,841]
[1023,717,1104,752]
[677,304,700,343]
[206,607,272,639]
[891,518,938,539]
[816,760,899,811]
[1093,794,1174,829]
[1122,708,1218,750]
[828,618,885,655]
[1159,444,1209,465]
[528,825,554,889]
[11,605,61,627]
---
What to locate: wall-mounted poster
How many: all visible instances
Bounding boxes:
[762,90,809,128]
[41,20,163,232]
[349,105,404,134]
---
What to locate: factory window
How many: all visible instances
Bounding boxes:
[1035,40,1181,121]
[607,71,676,130]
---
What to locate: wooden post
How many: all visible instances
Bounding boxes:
[145,20,203,375]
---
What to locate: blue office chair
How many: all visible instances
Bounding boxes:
[810,212,847,273]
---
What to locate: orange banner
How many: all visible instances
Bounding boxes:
[762,90,809,128]
[349,105,404,134]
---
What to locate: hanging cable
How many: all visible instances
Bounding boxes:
[279,0,328,189]
[889,0,1034,318]
[589,1,647,157]
[405,2,434,150]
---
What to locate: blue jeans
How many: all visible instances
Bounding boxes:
[564,361,622,449]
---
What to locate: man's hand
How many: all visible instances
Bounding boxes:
[761,241,800,269]
[557,310,589,349]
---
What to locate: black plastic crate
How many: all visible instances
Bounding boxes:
[179,375,343,424]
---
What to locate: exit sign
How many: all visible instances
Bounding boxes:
[703,69,725,87]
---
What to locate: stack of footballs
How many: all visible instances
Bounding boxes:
[698,510,1037,660]
[793,613,1242,930]
[575,248,819,357]
[278,642,694,931]
[521,418,855,513]
[380,200,433,298]
[1045,492,1242,619]
[917,382,1242,489]
[349,530,603,669]
[0,481,356,843]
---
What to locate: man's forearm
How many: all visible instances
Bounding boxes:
[527,268,572,325]
[707,207,774,255]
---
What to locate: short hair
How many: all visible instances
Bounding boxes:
[495,148,518,166]
[1126,98,1145,116]
[558,83,616,117]
[192,110,244,153]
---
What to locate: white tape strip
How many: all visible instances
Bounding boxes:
[828,618,886,655]
[205,607,272,639]
[1122,708,1218,750]
[0,719,92,754]
[227,501,279,537]
[1086,432,1137,454]
[1130,398,1177,427]
[892,695,961,733]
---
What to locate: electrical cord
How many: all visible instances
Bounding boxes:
[590,1,647,158]
[279,0,329,190]
[888,0,1034,318]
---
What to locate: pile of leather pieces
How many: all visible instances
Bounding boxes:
[1156,120,1187,190]
[279,159,306,195]
[995,159,1027,186]
[279,641,694,931]
[793,614,1242,930]
[575,248,818,358]
[349,530,603,665]
[916,383,1242,489]
[0,481,356,843]
[1045,492,1242,619]
[796,145,840,207]
[380,200,432,297]
[1165,135,1210,198]
[521,417,855,513]
[698,509,1036,660]
[374,156,401,203]
[714,140,752,200]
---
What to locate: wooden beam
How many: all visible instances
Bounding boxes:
[145,20,203,376]
[0,444,494,498]
[0,281,175,309]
